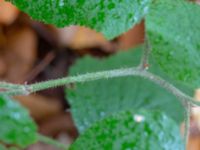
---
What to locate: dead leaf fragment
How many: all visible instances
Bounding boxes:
[15,94,62,121]
[57,26,113,51]
[3,27,37,82]
[0,0,19,25]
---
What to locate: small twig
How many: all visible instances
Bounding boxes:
[1,67,200,107]
[139,36,151,70]
[24,51,55,82]
[37,134,69,150]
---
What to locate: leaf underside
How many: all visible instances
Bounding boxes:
[66,47,184,132]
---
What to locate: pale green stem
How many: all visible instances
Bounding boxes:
[184,102,191,149]
[37,134,69,150]
[139,36,151,70]
[0,82,23,90]
[1,67,200,106]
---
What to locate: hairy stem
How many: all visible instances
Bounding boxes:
[184,102,191,149]
[139,35,151,70]
[1,67,200,106]
[0,82,23,89]
[37,134,69,150]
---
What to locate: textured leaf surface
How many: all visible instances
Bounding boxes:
[146,0,200,89]
[0,94,37,148]
[9,0,151,39]
[67,48,184,132]
[69,110,184,150]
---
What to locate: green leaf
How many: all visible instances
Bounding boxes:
[146,0,200,89]
[8,0,151,39]
[69,110,184,150]
[0,94,37,148]
[66,47,184,132]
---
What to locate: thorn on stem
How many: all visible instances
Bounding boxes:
[143,63,149,70]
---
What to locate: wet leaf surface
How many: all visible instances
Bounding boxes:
[69,110,184,150]
[9,0,151,39]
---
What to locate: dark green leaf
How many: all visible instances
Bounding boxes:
[69,110,184,150]
[0,94,37,148]
[146,0,200,89]
[8,0,151,39]
[66,47,184,132]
